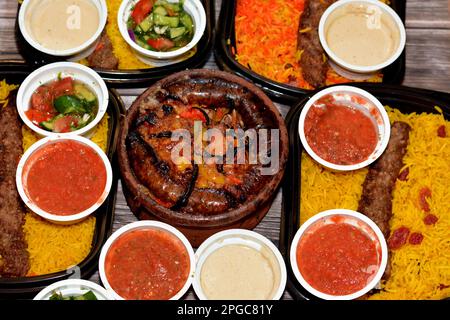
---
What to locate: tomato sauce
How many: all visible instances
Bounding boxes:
[24,140,106,215]
[105,229,190,300]
[304,94,378,165]
[296,222,380,296]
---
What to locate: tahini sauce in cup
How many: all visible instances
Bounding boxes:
[324,2,401,67]
[24,0,100,51]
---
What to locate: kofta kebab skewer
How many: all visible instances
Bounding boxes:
[358,121,412,278]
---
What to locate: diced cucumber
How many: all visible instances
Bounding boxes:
[163,3,182,13]
[173,36,189,47]
[154,14,180,28]
[134,25,144,35]
[154,0,168,5]
[40,120,54,131]
[169,27,186,39]
[39,113,65,131]
[153,6,168,16]
[136,38,152,50]
[139,14,154,32]
[74,84,96,103]
[180,13,193,33]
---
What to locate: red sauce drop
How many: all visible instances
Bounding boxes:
[24,140,107,215]
[424,214,439,226]
[437,125,446,137]
[105,229,190,300]
[419,187,432,212]
[398,167,409,181]
[409,232,424,245]
[296,222,380,296]
[304,95,378,165]
[388,227,410,250]
[439,284,450,290]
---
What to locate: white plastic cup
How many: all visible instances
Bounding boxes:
[16,62,109,138]
[16,135,113,224]
[118,0,207,66]
[18,0,108,60]
[192,229,287,300]
[99,221,195,300]
[318,0,406,78]
[290,209,388,300]
[298,85,391,171]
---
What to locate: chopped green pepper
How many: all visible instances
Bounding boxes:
[54,95,87,114]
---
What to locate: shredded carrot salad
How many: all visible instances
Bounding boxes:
[234,0,383,89]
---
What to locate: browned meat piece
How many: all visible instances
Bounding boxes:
[0,94,29,277]
[358,121,411,280]
[358,121,411,239]
[87,31,119,70]
[127,131,190,207]
[297,0,336,88]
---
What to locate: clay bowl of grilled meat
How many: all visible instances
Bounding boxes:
[118,69,289,246]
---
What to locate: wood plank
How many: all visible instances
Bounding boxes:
[406,0,450,29]
[403,28,450,93]
[0,1,17,18]
[0,18,19,56]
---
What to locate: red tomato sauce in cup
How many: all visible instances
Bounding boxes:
[105,228,190,300]
[23,140,107,215]
[304,94,378,165]
[296,222,380,296]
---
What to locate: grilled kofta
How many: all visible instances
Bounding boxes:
[123,72,284,216]
[358,121,411,279]
[297,0,336,88]
[87,31,119,70]
[358,121,411,239]
[0,94,29,278]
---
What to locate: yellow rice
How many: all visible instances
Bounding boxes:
[299,107,450,300]
[23,215,97,276]
[0,80,18,108]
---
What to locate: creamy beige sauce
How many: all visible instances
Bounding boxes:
[325,3,400,67]
[25,0,100,51]
[200,244,281,300]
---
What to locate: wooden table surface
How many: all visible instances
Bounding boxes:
[0,0,449,300]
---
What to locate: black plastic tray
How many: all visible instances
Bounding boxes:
[0,62,124,298]
[15,0,215,88]
[279,83,450,300]
[215,0,407,103]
